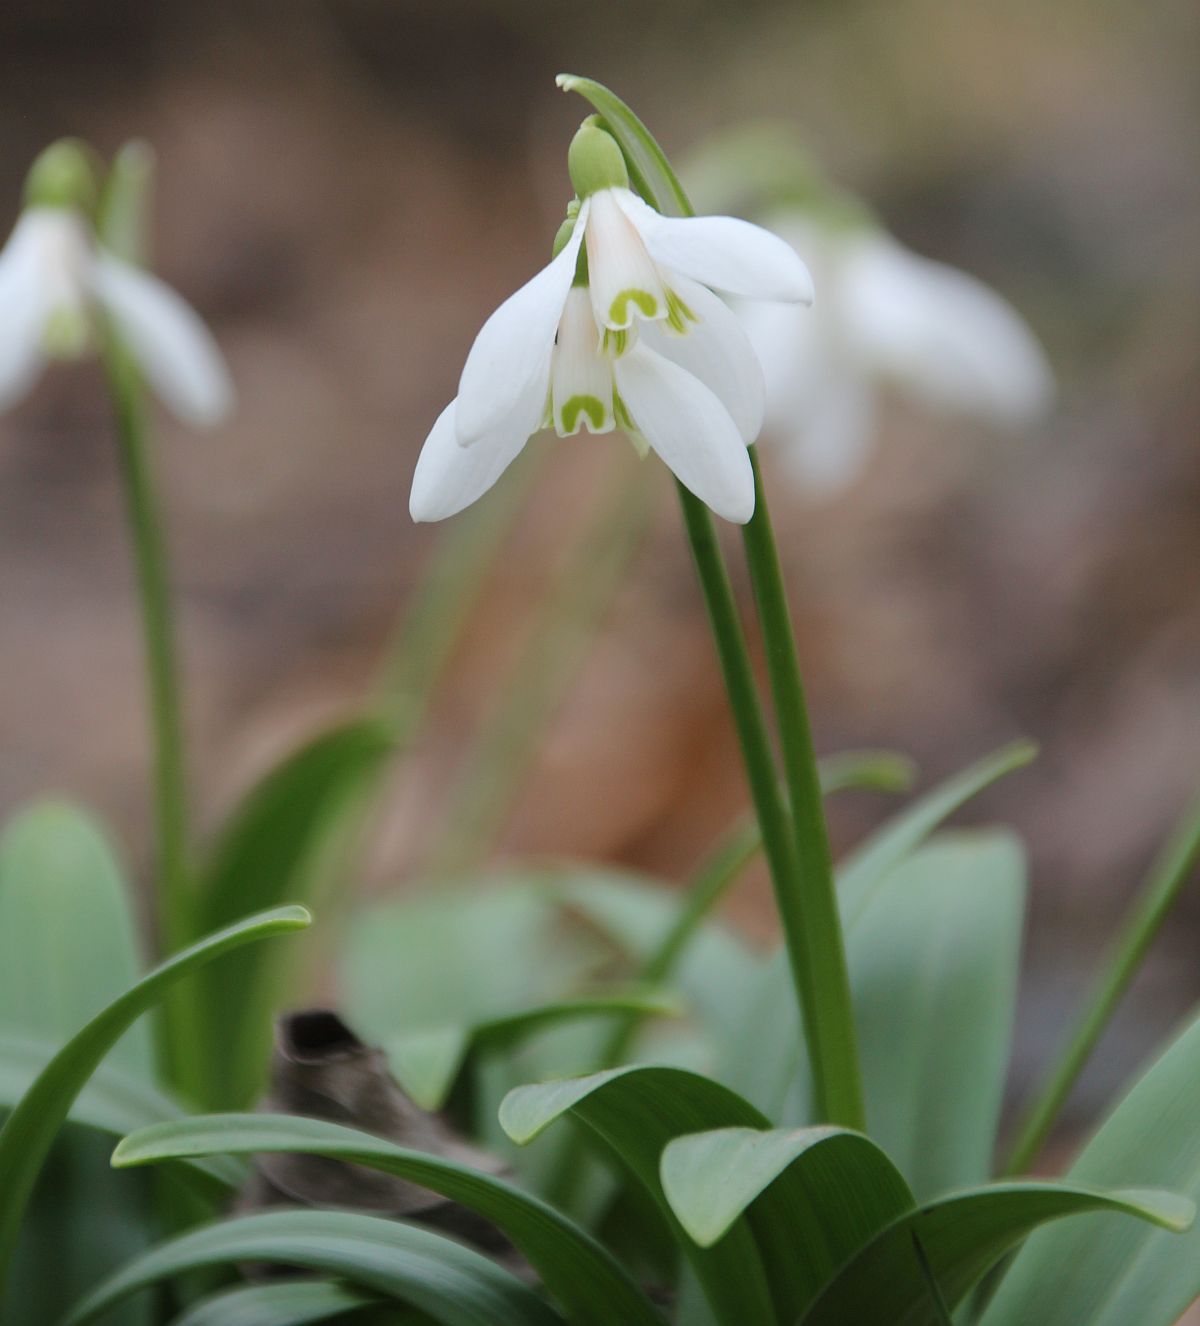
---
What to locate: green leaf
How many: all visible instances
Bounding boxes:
[0,1032,244,1194]
[556,75,691,218]
[981,1008,1200,1326]
[0,801,157,1325]
[661,1125,913,1318]
[799,1181,1191,1325]
[849,831,1026,1198]
[721,742,1036,1118]
[0,801,152,1076]
[112,1111,666,1326]
[384,991,681,1111]
[167,1279,385,1326]
[500,1065,786,1326]
[194,720,393,1107]
[0,904,310,1296]
[64,1209,563,1326]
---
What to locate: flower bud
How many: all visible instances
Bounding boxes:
[567,121,629,199]
[23,139,99,213]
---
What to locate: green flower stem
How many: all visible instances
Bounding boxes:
[104,337,197,1085]
[423,457,654,878]
[1003,790,1200,1177]
[739,448,863,1127]
[673,482,859,1103]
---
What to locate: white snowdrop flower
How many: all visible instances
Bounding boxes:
[0,142,233,426]
[741,215,1054,496]
[411,123,813,526]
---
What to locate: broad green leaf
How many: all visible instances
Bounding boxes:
[113,1111,666,1326]
[661,1126,913,1318]
[168,1279,387,1326]
[0,904,310,1294]
[799,1181,1191,1325]
[849,831,1026,1198]
[384,991,681,1111]
[982,1009,1200,1326]
[342,881,599,1041]
[194,719,393,1107]
[0,801,152,1076]
[0,801,156,1325]
[64,1209,563,1326]
[501,1065,794,1326]
[556,75,691,218]
[722,742,1036,1117]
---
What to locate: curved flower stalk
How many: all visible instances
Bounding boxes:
[741,213,1054,495]
[410,122,813,526]
[0,142,232,426]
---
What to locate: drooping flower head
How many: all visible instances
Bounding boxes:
[410,120,814,526]
[0,140,232,426]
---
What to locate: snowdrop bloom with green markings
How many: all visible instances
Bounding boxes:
[742,214,1053,495]
[410,122,813,526]
[0,142,232,426]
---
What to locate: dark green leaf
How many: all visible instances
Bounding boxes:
[167,1279,385,1326]
[500,1065,783,1326]
[0,905,310,1294]
[64,1210,563,1326]
[113,1111,665,1326]
[800,1181,1191,1325]
[195,720,393,1107]
[661,1125,913,1318]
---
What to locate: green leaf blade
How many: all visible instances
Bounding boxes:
[112,1111,665,1326]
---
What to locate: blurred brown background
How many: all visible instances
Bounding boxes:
[0,0,1197,1140]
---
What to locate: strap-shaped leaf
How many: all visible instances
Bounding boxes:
[849,831,1026,1198]
[799,1181,1192,1325]
[169,1279,383,1326]
[0,904,310,1292]
[113,1111,665,1326]
[194,719,393,1107]
[501,1065,794,1326]
[982,1009,1200,1326]
[721,742,1036,1118]
[64,1209,563,1326]
[661,1126,913,1317]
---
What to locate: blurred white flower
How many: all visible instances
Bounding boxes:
[411,124,812,526]
[0,204,233,426]
[741,218,1054,496]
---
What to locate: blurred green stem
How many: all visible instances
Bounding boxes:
[739,448,863,1127]
[422,457,654,878]
[104,337,196,1084]
[374,451,543,736]
[1003,790,1200,1176]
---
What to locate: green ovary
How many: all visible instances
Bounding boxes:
[559,394,608,435]
[609,288,659,326]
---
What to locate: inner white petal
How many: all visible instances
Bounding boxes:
[551,287,616,436]
[584,188,670,333]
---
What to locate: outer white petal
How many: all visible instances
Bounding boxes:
[410,362,546,522]
[615,190,814,304]
[641,275,765,443]
[456,199,588,445]
[614,344,754,524]
[841,234,1054,426]
[0,212,52,408]
[91,253,233,426]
